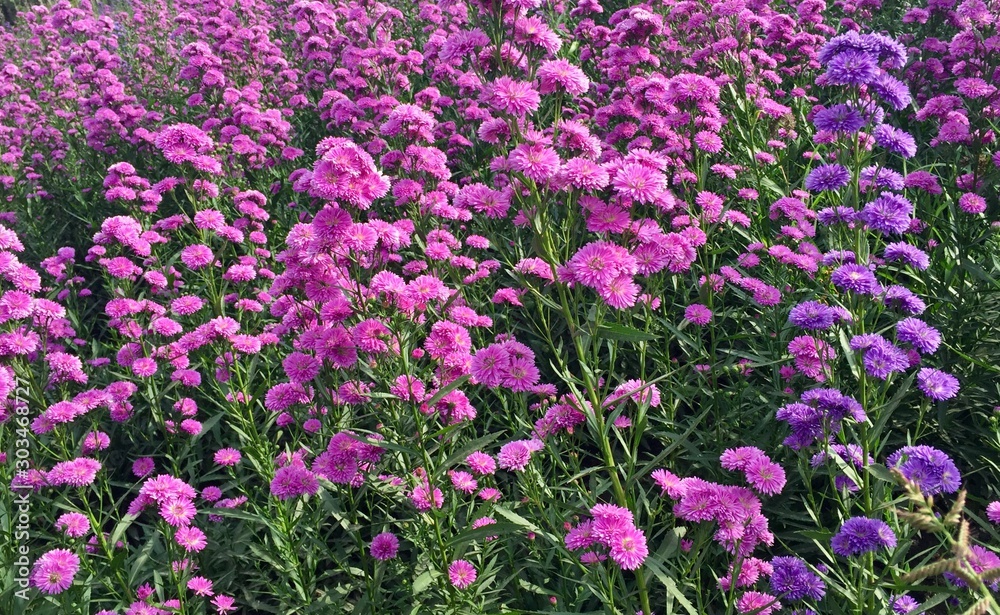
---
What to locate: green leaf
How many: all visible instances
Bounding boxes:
[597,323,657,343]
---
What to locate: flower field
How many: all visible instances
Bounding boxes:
[1,0,1000,612]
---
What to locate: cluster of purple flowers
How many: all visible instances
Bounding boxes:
[831,517,897,557]
[886,445,961,495]
[776,389,866,450]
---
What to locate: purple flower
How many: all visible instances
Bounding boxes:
[831,264,880,295]
[891,595,921,614]
[370,532,400,560]
[883,285,926,315]
[858,193,913,235]
[817,207,857,226]
[813,104,867,133]
[269,465,319,500]
[789,301,838,330]
[945,546,1000,591]
[873,125,917,158]
[895,318,941,354]
[916,367,960,401]
[825,50,878,85]
[887,445,960,495]
[804,164,851,192]
[860,166,905,191]
[883,243,929,270]
[860,338,910,380]
[870,73,912,111]
[831,517,897,557]
[776,389,865,450]
[770,556,826,601]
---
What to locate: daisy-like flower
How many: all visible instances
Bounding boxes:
[270,465,319,500]
[804,164,851,192]
[720,447,766,471]
[497,440,532,472]
[489,77,540,116]
[831,517,896,557]
[175,525,208,552]
[160,498,197,527]
[916,368,960,401]
[895,318,941,354]
[465,452,497,476]
[370,532,400,560]
[187,576,214,597]
[736,591,781,615]
[986,502,1000,524]
[612,163,665,204]
[448,559,477,589]
[509,143,561,182]
[449,470,478,493]
[608,526,649,570]
[212,595,237,613]
[744,458,786,496]
[47,457,102,487]
[537,59,590,96]
[30,549,80,594]
[55,512,91,538]
[684,304,712,325]
[214,448,242,467]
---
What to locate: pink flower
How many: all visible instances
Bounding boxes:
[449,470,478,493]
[131,357,157,378]
[736,591,781,615]
[448,559,478,589]
[612,163,665,204]
[684,304,713,325]
[175,525,208,552]
[465,452,497,476]
[283,351,320,383]
[566,241,638,290]
[720,447,767,471]
[187,576,214,597]
[489,77,540,115]
[744,458,786,496]
[160,495,197,526]
[180,244,214,269]
[212,594,237,613]
[537,59,590,96]
[47,458,102,487]
[609,526,649,570]
[986,501,1000,524]
[410,482,444,511]
[30,548,80,594]
[55,512,91,538]
[509,143,561,182]
[497,441,533,472]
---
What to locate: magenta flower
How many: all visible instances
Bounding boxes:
[31,548,80,594]
[55,512,90,538]
[448,559,477,589]
[684,304,713,326]
[370,532,400,561]
[187,576,214,597]
[608,526,649,570]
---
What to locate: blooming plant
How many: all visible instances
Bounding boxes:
[1,0,1000,613]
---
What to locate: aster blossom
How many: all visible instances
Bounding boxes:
[831,517,896,557]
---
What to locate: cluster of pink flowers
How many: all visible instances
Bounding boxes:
[564,504,649,570]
